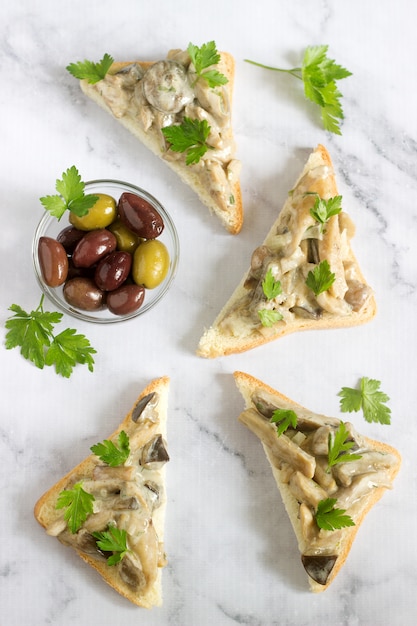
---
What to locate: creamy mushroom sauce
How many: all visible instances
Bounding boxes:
[45,392,169,595]
[218,165,373,337]
[93,49,241,214]
[239,389,399,586]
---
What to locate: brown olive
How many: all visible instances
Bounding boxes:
[63,277,105,311]
[72,229,117,268]
[118,192,164,239]
[107,284,145,315]
[38,236,68,287]
[56,226,84,252]
[94,251,132,291]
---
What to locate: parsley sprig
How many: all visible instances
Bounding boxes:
[309,194,343,230]
[315,498,355,531]
[258,268,284,327]
[40,165,99,220]
[245,45,352,134]
[188,41,228,88]
[270,408,298,437]
[305,259,335,296]
[327,421,362,471]
[92,526,131,566]
[66,53,114,84]
[56,482,95,534]
[339,377,391,425]
[162,117,212,165]
[5,295,96,377]
[90,430,130,466]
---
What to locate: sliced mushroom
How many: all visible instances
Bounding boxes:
[92,465,135,482]
[140,434,170,469]
[313,461,338,494]
[332,451,399,488]
[336,470,394,509]
[299,502,317,544]
[131,392,159,423]
[143,481,161,510]
[57,527,107,559]
[289,305,322,320]
[345,280,373,312]
[239,408,316,478]
[305,425,332,456]
[288,471,328,508]
[118,554,146,591]
[142,60,194,113]
[129,520,160,592]
[251,392,339,430]
[301,554,338,586]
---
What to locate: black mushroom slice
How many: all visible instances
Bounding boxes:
[301,554,338,586]
[140,434,170,469]
[289,305,323,320]
[131,392,159,423]
[118,555,146,591]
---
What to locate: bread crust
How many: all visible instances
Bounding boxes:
[197,145,377,358]
[79,52,243,234]
[34,376,170,608]
[233,371,401,592]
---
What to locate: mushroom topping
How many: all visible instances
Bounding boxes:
[118,554,146,590]
[131,392,159,424]
[92,465,135,482]
[332,451,399,487]
[142,60,194,114]
[301,554,338,586]
[140,434,170,469]
[289,471,328,508]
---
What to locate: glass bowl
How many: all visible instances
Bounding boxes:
[32,179,180,323]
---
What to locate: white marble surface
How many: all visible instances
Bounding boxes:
[1,1,416,624]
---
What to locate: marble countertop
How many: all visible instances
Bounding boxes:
[1,1,416,624]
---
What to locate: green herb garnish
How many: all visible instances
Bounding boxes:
[161,117,212,165]
[92,526,131,566]
[309,195,343,230]
[315,498,355,531]
[56,482,95,534]
[66,53,114,84]
[258,308,283,327]
[270,408,298,436]
[90,430,130,467]
[338,377,391,425]
[305,259,335,296]
[188,41,228,88]
[262,268,282,300]
[327,421,362,471]
[5,295,96,377]
[40,165,99,220]
[245,45,352,134]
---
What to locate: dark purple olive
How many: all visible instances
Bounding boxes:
[72,229,117,268]
[107,283,145,315]
[63,277,106,311]
[38,236,68,287]
[56,226,85,252]
[94,251,132,291]
[118,192,164,239]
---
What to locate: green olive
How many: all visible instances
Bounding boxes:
[69,193,117,230]
[107,218,142,253]
[132,240,170,289]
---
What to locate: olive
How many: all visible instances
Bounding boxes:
[107,284,145,315]
[107,218,142,253]
[132,239,170,289]
[72,229,117,268]
[69,193,117,230]
[94,251,132,291]
[38,236,68,287]
[118,192,164,239]
[63,277,106,311]
[56,225,84,252]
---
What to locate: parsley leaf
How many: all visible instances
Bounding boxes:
[338,377,391,425]
[162,117,212,165]
[309,194,343,229]
[90,430,130,466]
[66,53,114,84]
[315,498,355,531]
[92,526,130,566]
[327,421,362,470]
[258,308,283,327]
[188,41,228,88]
[270,408,298,436]
[262,268,282,300]
[4,295,96,377]
[56,482,95,534]
[40,165,99,220]
[305,259,335,296]
[245,45,352,134]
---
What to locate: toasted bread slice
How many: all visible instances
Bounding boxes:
[77,47,242,234]
[234,371,401,592]
[197,145,376,357]
[34,377,170,608]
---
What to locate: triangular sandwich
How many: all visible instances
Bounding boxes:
[234,371,401,591]
[34,377,170,608]
[70,43,242,234]
[197,144,376,357]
